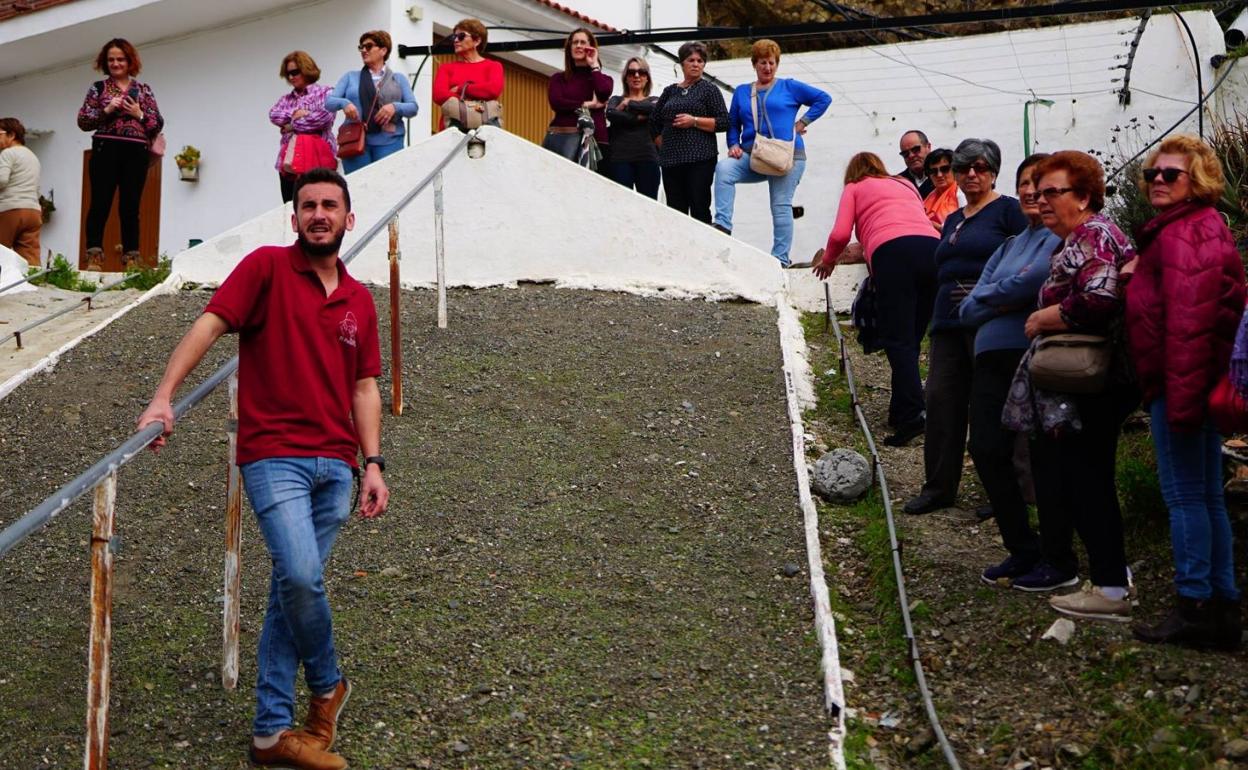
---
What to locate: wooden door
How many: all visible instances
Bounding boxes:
[78,150,162,271]
[431,55,552,145]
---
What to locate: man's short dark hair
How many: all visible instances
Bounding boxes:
[902,129,930,145]
[293,168,351,211]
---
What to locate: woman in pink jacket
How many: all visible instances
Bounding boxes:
[1126,134,1246,651]
[814,151,940,444]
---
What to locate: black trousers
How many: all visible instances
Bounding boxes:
[279,174,295,204]
[662,158,716,223]
[1030,386,1137,586]
[608,159,661,199]
[872,235,938,427]
[920,328,976,502]
[969,349,1039,560]
[85,137,149,252]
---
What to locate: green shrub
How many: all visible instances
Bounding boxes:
[30,254,99,292]
[122,257,171,291]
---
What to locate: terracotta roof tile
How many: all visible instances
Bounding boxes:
[528,0,619,32]
[0,0,78,23]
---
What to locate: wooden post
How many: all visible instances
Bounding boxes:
[221,372,243,690]
[388,217,403,416]
[434,172,447,329]
[84,471,117,770]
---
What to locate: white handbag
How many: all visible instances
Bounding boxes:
[748,83,795,176]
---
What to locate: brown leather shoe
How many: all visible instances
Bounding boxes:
[299,677,352,751]
[84,247,104,272]
[249,731,347,769]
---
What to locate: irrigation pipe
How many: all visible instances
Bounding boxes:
[0,268,48,296]
[825,289,963,770]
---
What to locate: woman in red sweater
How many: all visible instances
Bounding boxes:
[432,19,504,131]
[1126,134,1245,650]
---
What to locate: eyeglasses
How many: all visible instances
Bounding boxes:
[928,164,952,175]
[357,42,377,52]
[626,69,648,77]
[453,32,471,42]
[285,69,302,78]
[1035,186,1075,200]
[899,144,925,158]
[954,161,994,175]
[1143,167,1188,184]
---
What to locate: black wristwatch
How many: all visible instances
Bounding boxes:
[364,455,385,473]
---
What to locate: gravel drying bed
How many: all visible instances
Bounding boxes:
[0,285,834,769]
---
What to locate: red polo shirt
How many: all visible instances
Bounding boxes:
[204,243,381,467]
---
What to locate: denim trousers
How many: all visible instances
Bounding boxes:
[341,137,404,174]
[712,154,806,265]
[241,457,353,736]
[1150,398,1241,600]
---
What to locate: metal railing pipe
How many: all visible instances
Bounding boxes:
[1,272,141,349]
[0,268,49,296]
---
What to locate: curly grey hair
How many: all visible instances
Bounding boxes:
[952,138,1002,175]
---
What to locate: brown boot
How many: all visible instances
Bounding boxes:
[121,250,141,269]
[298,676,352,751]
[249,731,347,769]
[84,247,104,272]
[1132,595,1217,648]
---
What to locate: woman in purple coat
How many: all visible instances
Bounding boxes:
[541,28,612,170]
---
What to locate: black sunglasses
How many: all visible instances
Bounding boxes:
[626,69,648,77]
[357,42,377,52]
[1143,167,1188,184]
[453,32,472,42]
[899,144,924,158]
[928,164,952,175]
[285,69,301,78]
[954,161,994,175]
[1035,186,1075,201]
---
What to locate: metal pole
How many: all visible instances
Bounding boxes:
[221,372,243,690]
[388,217,404,415]
[434,172,447,329]
[84,471,117,770]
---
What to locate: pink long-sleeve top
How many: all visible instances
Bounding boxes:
[268,83,336,173]
[824,175,937,265]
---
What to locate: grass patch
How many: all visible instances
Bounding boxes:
[1080,698,1214,770]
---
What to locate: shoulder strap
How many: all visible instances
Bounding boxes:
[94,80,105,96]
[750,84,775,139]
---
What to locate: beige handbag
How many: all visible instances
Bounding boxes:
[1028,333,1112,394]
[748,83,794,176]
[441,87,503,130]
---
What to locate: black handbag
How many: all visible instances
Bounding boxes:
[851,277,882,355]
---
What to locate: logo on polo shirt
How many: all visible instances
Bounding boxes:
[338,311,358,347]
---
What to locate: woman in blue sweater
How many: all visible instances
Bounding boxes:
[712,39,831,265]
[325,30,419,174]
[959,154,1064,587]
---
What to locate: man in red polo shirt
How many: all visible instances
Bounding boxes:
[138,167,388,770]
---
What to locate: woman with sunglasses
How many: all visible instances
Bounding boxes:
[1001,150,1138,622]
[958,153,1061,587]
[1124,135,1245,649]
[326,30,418,174]
[543,28,613,170]
[432,19,504,132]
[921,148,960,231]
[905,138,1028,511]
[270,51,336,203]
[605,58,660,198]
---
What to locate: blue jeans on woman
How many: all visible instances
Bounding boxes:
[341,137,404,174]
[1150,398,1241,601]
[712,154,806,265]
[241,456,354,736]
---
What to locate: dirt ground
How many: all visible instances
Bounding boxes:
[0,286,836,769]
[805,320,1248,770]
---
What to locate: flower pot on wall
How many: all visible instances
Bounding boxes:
[179,166,198,182]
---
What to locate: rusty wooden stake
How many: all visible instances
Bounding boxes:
[85,470,117,770]
[222,372,243,690]
[434,172,447,329]
[388,217,403,416]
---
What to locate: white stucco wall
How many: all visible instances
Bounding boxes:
[173,126,785,304]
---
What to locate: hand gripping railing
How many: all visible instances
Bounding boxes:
[0,127,476,770]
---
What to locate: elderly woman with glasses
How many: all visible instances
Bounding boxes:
[904,138,1028,512]
[326,30,419,174]
[922,148,960,231]
[606,57,660,198]
[269,51,336,203]
[432,19,504,132]
[711,39,831,265]
[1000,150,1138,622]
[1124,135,1245,649]
[652,41,729,223]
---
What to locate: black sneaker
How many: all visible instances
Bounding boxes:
[711,223,732,235]
[981,555,1038,586]
[883,418,925,447]
[1011,562,1079,592]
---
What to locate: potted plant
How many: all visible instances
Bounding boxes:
[38,191,55,224]
[175,145,201,181]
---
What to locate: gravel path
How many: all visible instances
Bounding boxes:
[0,286,835,769]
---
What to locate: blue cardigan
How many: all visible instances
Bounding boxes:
[325,68,419,146]
[958,223,1061,354]
[726,78,831,157]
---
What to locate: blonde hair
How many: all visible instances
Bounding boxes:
[844,152,890,185]
[1138,133,1225,205]
[751,39,781,64]
[621,57,651,96]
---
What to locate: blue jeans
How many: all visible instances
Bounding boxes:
[1150,398,1240,600]
[712,153,806,265]
[341,137,404,174]
[241,457,354,735]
